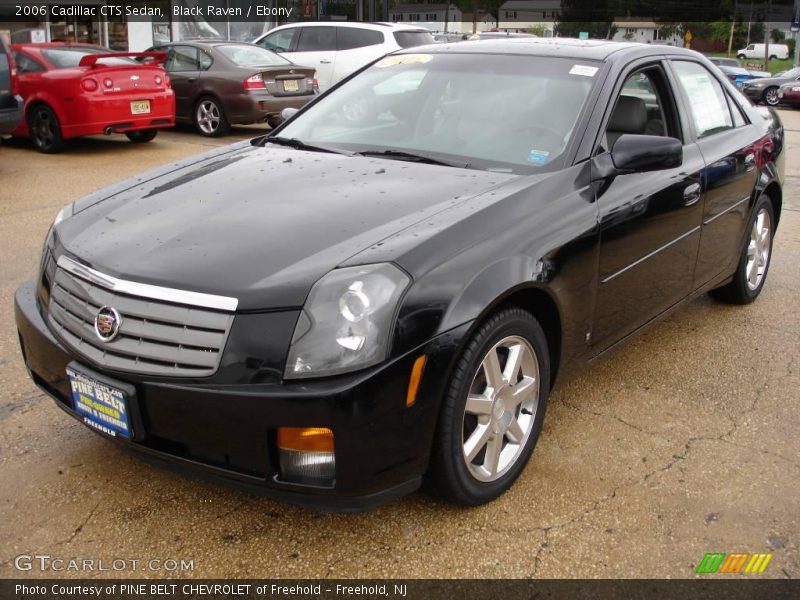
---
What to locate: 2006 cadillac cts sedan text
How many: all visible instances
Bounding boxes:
[15,39,784,509]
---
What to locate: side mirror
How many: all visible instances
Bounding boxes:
[279,107,299,124]
[592,134,682,180]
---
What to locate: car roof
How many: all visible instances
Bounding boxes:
[407,37,703,62]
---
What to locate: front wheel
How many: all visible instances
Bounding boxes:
[125,129,158,143]
[194,96,229,137]
[737,53,747,59]
[709,194,775,304]
[769,55,777,61]
[764,87,780,106]
[426,308,550,505]
[29,105,64,153]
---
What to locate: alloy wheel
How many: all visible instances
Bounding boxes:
[196,100,221,134]
[33,109,55,147]
[746,207,771,290]
[765,88,779,106]
[461,335,540,482]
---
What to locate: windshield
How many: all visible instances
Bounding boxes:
[393,31,435,48]
[42,47,135,68]
[278,53,598,173]
[216,44,290,67]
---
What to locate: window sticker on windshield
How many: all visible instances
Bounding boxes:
[527,149,550,165]
[569,65,598,77]
[375,54,433,68]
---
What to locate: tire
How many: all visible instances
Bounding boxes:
[125,129,158,143]
[266,115,281,129]
[28,104,64,153]
[194,96,229,137]
[709,194,775,304]
[769,55,777,61]
[426,308,550,506]
[764,86,780,106]
[737,54,746,60]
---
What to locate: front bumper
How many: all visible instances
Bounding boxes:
[15,280,466,510]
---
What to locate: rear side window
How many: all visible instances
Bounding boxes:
[167,46,199,72]
[259,28,298,53]
[216,44,289,67]
[393,31,435,48]
[296,27,337,52]
[15,52,45,74]
[672,61,734,138]
[337,28,383,50]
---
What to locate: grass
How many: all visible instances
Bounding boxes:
[711,52,795,74]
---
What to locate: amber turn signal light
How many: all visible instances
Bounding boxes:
[277,427,334,453]
[406,355,427,407]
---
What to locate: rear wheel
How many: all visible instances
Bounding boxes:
[769,55,777,61]
[764,87,780,106]
[709,194,775,304]
[125,129,158,143]
[194,96,229,137]
[29,104,64,153]
[426,308,550,505]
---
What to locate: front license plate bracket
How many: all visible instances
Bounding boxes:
[66,362,146,442]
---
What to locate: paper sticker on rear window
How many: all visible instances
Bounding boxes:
[569,65,598,77]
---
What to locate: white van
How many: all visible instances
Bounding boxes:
[736,43,789,60]
[253,23,434,92]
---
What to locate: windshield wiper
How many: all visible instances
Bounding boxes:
[354,149,470,169]
[262,136,345,154]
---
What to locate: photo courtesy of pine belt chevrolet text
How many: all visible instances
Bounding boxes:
[14,38,784,510]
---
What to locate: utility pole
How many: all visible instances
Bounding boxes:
[764,0,771,71]
[727,0,738,56]
[793,0,800,66]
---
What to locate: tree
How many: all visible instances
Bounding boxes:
[556,0,617,39]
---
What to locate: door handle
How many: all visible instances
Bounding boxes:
[187,77,197,82]
[319,59,332,64]
[683,182,701,206]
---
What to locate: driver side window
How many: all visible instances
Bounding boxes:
[604,67,678,151]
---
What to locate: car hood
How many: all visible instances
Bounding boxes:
[57,143,516,310]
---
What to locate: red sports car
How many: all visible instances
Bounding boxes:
[11,43,175,153]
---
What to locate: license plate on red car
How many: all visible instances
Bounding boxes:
[283,80,299,93]
[130,100,151,115]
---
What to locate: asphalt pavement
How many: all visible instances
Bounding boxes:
[0,115,798,579]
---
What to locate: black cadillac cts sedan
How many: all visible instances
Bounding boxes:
[15,39,784,509]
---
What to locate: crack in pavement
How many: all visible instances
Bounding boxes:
[528,354,797,575]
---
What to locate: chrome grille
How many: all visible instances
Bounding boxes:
[47,256,236,377]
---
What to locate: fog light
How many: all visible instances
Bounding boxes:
[277,427,335,486]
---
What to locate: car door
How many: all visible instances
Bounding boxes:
[591,61,706,351]
[162,45,201,121]
[669,60,761,288]
[284,26,337,91]
[332,27,386,85]
[0,38,20,134]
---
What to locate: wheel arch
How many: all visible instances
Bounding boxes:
[762,180,782,228]
[24,97,65,133]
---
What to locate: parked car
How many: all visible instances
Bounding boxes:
[740,67,800,106]
[777,81,800,107]
[468,31,538,40]
[10,43,174,153]
[0,35,23,138]
[716,65,759,88]
[15,40,783,509]
[144,41,317,135]
[737,43,790,60]
[253,22,434,91]
[708,56,770,78]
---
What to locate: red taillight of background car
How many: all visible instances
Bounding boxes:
[244,73,266,90]
[155,74,163,85]
[313,77,319,92]
[103,77,113,88]
[81,78,99,92]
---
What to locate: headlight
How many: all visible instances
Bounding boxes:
[284,263,410,379]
